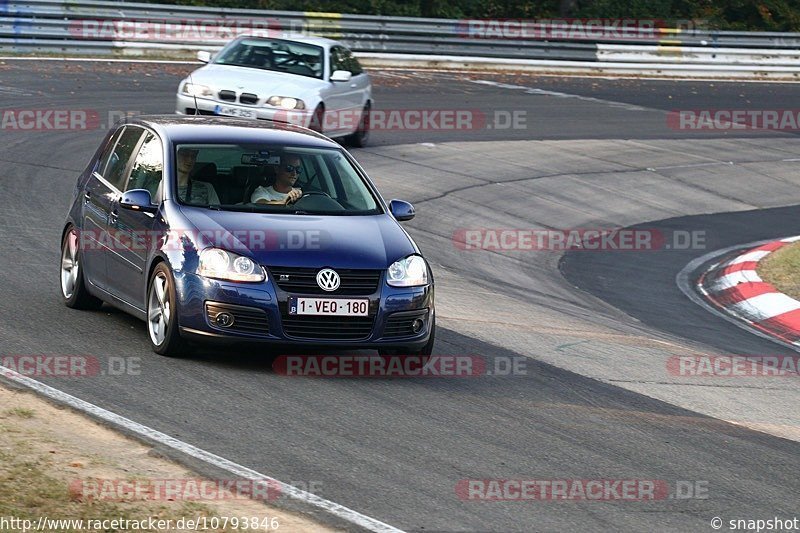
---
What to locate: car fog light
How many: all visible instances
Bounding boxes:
[216,312,235,328]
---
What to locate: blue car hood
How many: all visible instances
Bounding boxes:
[179,207,417,269]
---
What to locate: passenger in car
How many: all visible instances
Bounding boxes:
[176,147,220,205]
[251,153,303,205]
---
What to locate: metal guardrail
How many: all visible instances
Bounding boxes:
[1,0,799,70]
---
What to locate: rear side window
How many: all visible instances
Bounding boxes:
[94,128,123,176]
[102,126,144,190]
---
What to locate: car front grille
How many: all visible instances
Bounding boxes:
[281,315,375,340]
[205,302,269,335]
[214,90,259,105]
[239,93,259,105]
[268,267,382,296]
[383,310,429,339]
[218,90,237,101]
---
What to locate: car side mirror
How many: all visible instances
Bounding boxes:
[330,70,352,82]
[389,199,415,221]
[120,189,158,214]
[197,51,212,63]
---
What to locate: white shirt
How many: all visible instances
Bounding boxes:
[251,185,299,204]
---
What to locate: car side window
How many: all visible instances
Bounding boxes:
[330,47,346,74]
[94,128,123,176]
[103,126,145,191]
[329,153,370,209]
[341,48,363,75]
[125,132,164,203]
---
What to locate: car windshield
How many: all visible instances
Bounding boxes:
[212,38,324,79]
[174,144,380,215]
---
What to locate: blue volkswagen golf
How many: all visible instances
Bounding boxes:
[60,116,434,357]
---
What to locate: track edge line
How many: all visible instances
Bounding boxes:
[0,367,405,533]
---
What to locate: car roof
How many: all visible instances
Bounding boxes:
[126,115,341,148]
[233,34,342,49]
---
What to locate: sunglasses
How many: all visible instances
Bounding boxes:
[283,164,303,174]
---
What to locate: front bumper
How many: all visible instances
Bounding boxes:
[174,271,434,350]
[175,94,311,127]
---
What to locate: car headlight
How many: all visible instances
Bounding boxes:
[198,248,266,283]
[181,82,214,97]
[267,96,306,110]
[386,255,429,287]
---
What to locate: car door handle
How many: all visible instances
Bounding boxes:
[83,191,91,202]
[350,84,358,88]
[109,209,119,223]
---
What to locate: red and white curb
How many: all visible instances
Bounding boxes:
[697,236,800,345]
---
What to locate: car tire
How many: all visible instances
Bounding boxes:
[147,263,190,357]
[346,103,370,147]
[309,104,324,133]
[60,226,103,310]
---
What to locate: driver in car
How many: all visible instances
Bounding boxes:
[251,153,303,205]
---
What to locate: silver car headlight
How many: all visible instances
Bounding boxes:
[386,255,428,287]
[198,248,265,283]
[181,82,214,97]
[267,96,306,110]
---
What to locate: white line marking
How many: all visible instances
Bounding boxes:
[0,367,404,533]
[709,270,763,292]
[727,250,771,264]
[782,236,800,242]
[728,292,800,321]
[0,85,32,95]
[647,162,734,171]
[3,57,800,83]
[0,57,197,64]
[467,79,650,111]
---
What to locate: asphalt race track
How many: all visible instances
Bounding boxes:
[2,59,800,531]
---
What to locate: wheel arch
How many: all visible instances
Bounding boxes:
[61,220,76,245]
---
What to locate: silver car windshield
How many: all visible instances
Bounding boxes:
[174,144,381,215]
[213,38,324,79]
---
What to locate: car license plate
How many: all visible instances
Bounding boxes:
[289,297,369,316]
[214,105,256,119]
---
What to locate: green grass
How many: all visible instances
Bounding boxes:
[757,242,800,300]
[3,408,35,419]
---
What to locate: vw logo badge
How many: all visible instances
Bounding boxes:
[316,269,340,291]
